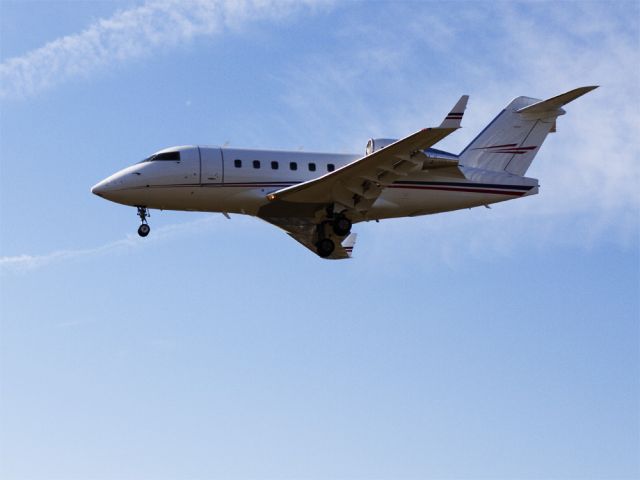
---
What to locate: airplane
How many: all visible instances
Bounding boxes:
[91,86,597,259]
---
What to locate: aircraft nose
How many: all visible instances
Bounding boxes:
[91,179,109,197]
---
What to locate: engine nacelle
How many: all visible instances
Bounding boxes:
[365,138,398,156]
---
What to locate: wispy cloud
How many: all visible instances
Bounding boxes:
[0,216,218,273]
[0,0,331,100]
[276,2,640,250]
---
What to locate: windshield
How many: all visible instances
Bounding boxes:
[138,151,181,163]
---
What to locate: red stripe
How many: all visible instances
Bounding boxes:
[492,150,527,154]
[473,143,517,150]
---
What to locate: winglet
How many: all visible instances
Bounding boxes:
[517,86,598,115]
[342,233,357,258]
[439,95,469,129]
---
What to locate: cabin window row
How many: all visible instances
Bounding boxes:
[233,159,335,172]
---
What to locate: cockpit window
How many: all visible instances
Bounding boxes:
[139,151,181,163]
[154,151,181,161]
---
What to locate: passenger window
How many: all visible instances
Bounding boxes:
[271,161,279,170]
[290,162,297,171]
[253,160,261,169]
[327,163,335,172]
[234,159,242,168]
[309,162,316,172]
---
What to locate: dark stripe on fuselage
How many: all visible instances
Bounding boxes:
[129,180,533,199]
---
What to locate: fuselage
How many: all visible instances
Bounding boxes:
[91,145,539,220]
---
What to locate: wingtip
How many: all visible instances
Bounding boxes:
[439,94,469,128]
[577,85,599,94]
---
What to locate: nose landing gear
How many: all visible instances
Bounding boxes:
[136,206,150,237]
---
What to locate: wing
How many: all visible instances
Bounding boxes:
[266,95,469,219]
[258,95,468,259]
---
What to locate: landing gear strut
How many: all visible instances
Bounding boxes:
[136,206,150,237]
[315,222,335,258]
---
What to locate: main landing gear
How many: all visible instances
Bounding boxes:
[314,214,352,258]
[315,238,335,258]
[332,215,352,237]
[136,206,150,237]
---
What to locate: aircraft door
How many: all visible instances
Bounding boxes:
[200,147,223,183]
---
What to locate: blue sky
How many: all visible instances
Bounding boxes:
[1,1,638,478]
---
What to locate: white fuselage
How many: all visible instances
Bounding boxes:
[92,145,538,220]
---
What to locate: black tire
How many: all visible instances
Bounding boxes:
[332,216,352,236]
[138,224,150,237]
[316,238,335,258]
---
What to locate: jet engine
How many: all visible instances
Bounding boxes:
[365,138,398,156]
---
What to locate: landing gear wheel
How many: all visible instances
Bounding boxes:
[332,216,352,236]
[136,207,151,237]
[138,224,150,237]
[316,238,335,258]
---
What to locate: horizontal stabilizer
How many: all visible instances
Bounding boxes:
[459,86,597,176]
[439,95,469,128]
[517,86,598,116]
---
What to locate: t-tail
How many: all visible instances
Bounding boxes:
[459,86,598,176]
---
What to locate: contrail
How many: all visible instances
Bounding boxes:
[0,0,331,100]
[0,216,217,273]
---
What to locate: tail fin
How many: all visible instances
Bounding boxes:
[459,86,597,176]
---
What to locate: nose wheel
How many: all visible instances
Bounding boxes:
[136,206,150,237]
[137,223,150,237]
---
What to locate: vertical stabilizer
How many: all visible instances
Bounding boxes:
[459,86,597,176]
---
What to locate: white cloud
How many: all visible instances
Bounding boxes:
[2,1,637,271]
[0,0,332,100]
[275,2,640,251]
[0,216,217,273]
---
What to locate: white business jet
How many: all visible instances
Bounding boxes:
[92,86,596,259]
